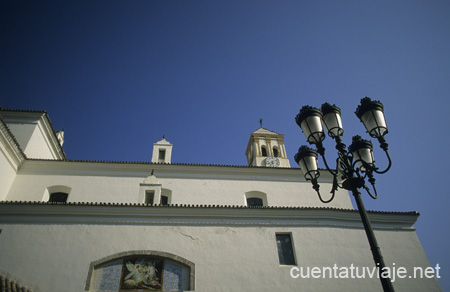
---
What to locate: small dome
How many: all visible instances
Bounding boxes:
[143,174,160,185]
[155,136,171,145]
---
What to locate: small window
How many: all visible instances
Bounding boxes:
[159,149,166,161]
[45,185,71,202]
[245,191,267,207]
[273,147,279,157]
[261,146,267,157]
[276,234,296,265]
[49,192,68,203]
[160,195,169,205]
[145,191,154,204]
[247,197,263,207]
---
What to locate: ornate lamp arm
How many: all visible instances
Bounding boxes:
[311,177,337,203]
[373,137,392,174]
[362,171,378,199]
[315,142,339,176]
[362,183,378,199]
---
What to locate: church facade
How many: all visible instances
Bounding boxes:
[0,108,441,292]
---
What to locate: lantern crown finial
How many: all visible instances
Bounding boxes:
[355,97,384,119]
[321,102,341,116]
[295,105,322,127]
[294,145,317,165]
[348,135,373,153]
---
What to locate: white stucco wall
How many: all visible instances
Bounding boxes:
[5,161,352,209]
[6,123,57,160]
[3,123,36,152]
[0,220,440,292]
[0,145,17,200]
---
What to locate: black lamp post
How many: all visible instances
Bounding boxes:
[294,97,394,292]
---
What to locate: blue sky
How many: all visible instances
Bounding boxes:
[1,0,449,289]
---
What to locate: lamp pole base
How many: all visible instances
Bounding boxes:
[351,187,395,292]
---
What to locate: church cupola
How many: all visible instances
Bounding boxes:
[245,127,290,167]
[151,136,173,164]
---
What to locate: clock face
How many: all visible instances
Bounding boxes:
[266,156,280,167]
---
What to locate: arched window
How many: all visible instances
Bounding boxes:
[273,147,279,157]
[261,146,267,157]
[160,195,169,205]
[86,251,194,291]
[49,192,69,203]
[247,197,263,207]
[244,191,268,207]
[161,188,172,205]
[43,185,72,202]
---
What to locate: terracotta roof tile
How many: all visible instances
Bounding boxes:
[26,158,299,169]
[0,200,419,215]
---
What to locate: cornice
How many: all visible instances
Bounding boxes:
[40,112,66,160]
[19,159,335,182]
[0,109,66,160]
[252,127,282,135]
[0,115,27,168]
[0,108,46,114]
[0,201,419,230]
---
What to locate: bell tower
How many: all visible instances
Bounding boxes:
[245,127,290,167]
[152,136,173,164]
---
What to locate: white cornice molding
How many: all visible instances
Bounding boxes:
[19,159,337,182]
[0,116,26,169]
[1,111,66,160]
[0,203,419,230]
[38,113,66,160]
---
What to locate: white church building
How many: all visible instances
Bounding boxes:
[0,108,441,292]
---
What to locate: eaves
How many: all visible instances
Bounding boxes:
[0,115,27,169]
[18,158,337,182]
[0,109,66,160]
[0,201,419,230]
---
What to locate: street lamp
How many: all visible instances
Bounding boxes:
[294,97,394,292]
